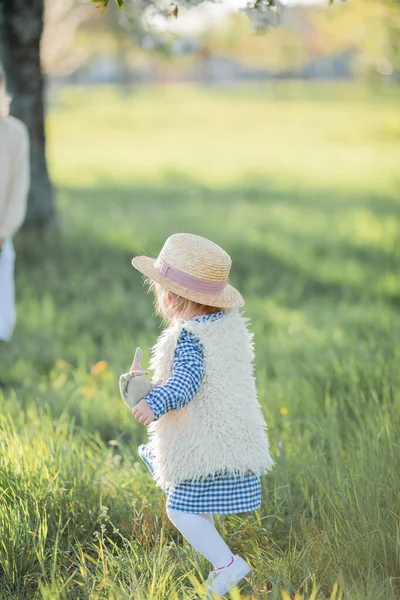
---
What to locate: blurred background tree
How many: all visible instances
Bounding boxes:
[0,0,54,230]
[0,0,399,232]
[0,0,280,232]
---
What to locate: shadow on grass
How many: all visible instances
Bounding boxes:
[15,178,400,315]
[6,175,399,382]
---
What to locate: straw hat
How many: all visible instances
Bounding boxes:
[131,233,244,308]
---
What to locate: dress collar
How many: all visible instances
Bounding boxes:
[178,310,226,325]
[191,310,226,323]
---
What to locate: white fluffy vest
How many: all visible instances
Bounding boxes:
[146,310,275,487]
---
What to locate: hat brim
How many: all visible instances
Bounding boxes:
[131,255,244,309]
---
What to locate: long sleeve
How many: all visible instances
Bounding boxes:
[0,118,30,240]
[143,329,204,421]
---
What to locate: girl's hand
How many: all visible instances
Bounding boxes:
[132,399,155,426]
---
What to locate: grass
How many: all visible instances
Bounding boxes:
[1,81,400,599]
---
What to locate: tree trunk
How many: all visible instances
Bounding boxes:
[0,0,55,230]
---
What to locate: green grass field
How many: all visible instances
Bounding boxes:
[1,81,399,599]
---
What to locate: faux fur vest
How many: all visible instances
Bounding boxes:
[146,310,275,487]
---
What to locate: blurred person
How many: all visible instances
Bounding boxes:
[119,233,275,597]
[0,62,30,342]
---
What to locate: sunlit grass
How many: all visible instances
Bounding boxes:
[47,82,400,194]
[1,81,399,599]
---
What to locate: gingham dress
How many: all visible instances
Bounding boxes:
[138,310,262,514]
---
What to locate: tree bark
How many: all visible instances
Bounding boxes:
[0,0,55,230]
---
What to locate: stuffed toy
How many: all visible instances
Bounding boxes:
[119,347,154,409]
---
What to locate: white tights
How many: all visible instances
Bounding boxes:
[166,507,234,569]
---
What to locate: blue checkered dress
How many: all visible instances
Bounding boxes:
[138,310,262,514]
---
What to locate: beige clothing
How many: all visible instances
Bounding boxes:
[0,115,30,240]
[146,310,275,488]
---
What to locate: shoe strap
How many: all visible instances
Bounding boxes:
[212,555,235,574]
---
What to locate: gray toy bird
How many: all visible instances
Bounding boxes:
[119,347,155,409]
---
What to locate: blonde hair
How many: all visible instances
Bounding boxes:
[144,278,227,324]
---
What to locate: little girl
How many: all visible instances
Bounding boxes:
[122,233,274,597]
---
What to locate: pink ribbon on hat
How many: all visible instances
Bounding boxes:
[155,257,227,296]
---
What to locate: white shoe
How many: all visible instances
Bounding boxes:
[206,555,252,597]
